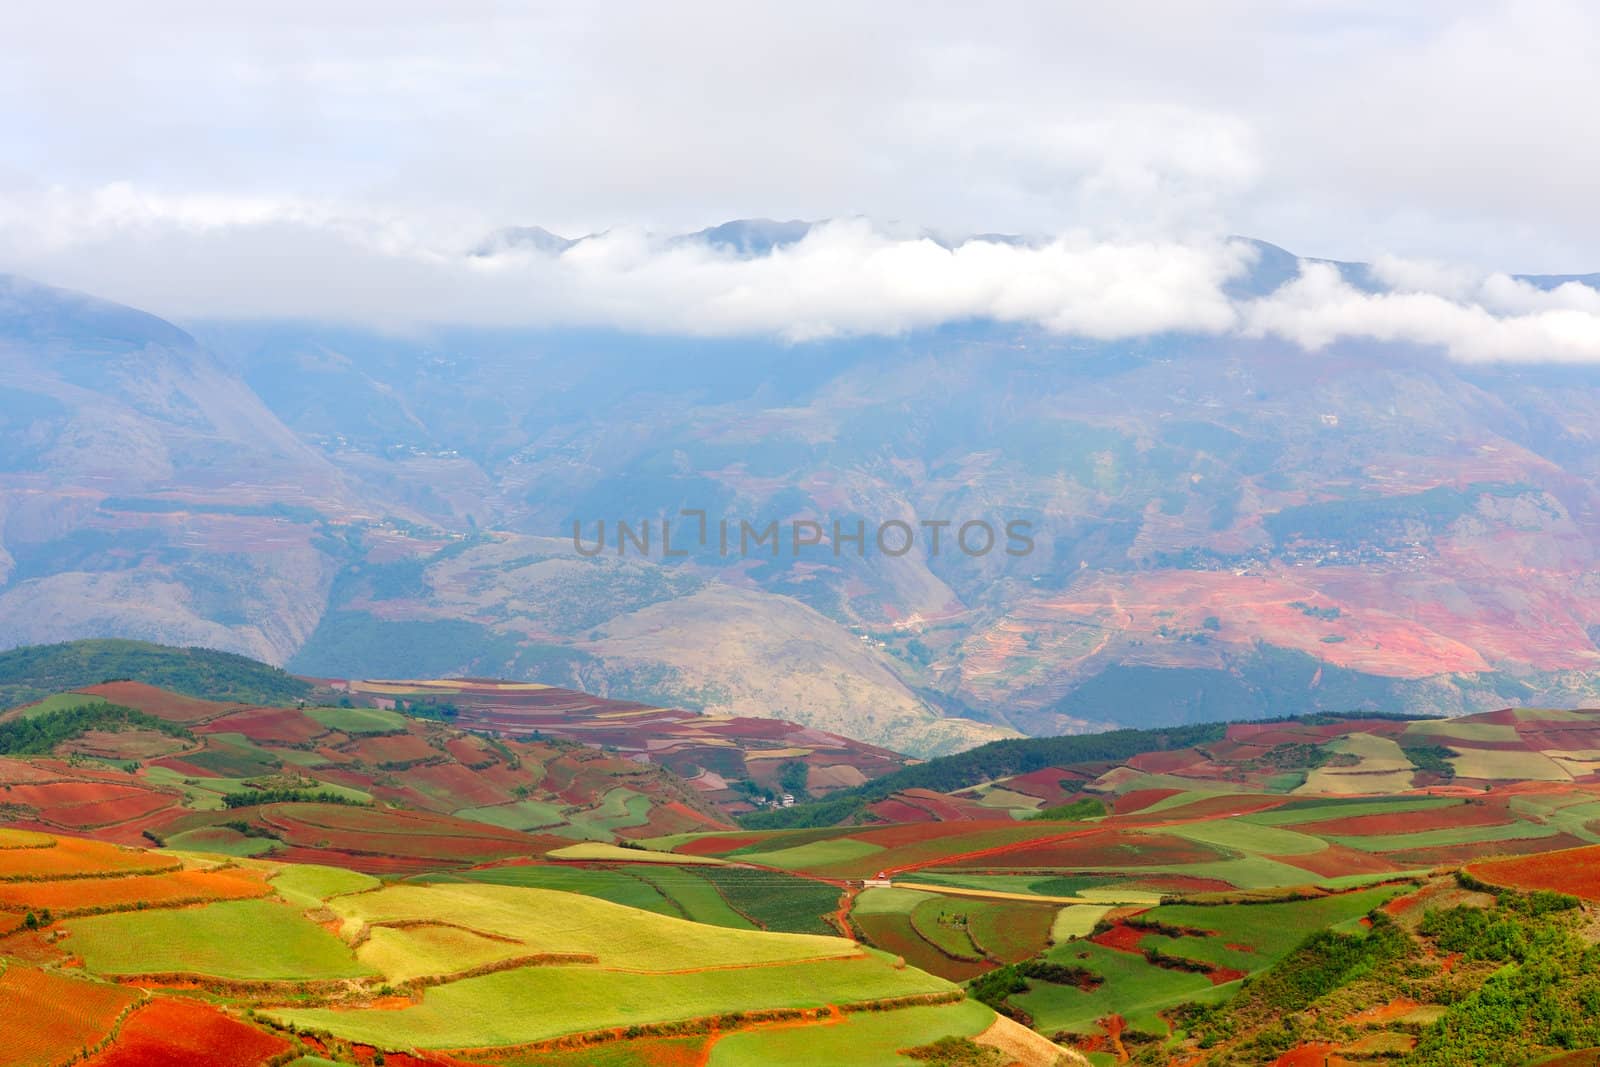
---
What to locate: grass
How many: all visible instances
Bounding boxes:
[66,898,374,980]
[707,999,996,1065]
[1162,819,1328,856]
[270,863,380,907]
[697,867,843,937]
[328,883,862,971]
[270,952,954,1047]
[304,705,408,735]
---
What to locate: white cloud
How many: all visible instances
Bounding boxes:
[1242,261,1600,363]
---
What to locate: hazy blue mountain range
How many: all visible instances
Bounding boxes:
[2,228,1599,755]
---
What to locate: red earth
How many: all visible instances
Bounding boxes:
[1467,843,1600,901]
[84,998,291,1066]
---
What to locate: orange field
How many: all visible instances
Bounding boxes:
[0,964,139,1066]
[1466,844,1600,901]
[0,866,269,913]
[84,998,290,1066]
[0,835,178,881]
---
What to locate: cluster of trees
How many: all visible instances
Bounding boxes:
[0,703,193,756]
[222,787,367,809]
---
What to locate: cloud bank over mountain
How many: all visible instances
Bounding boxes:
[4,195,1600,362]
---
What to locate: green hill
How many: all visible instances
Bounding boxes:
[0,638,312,709]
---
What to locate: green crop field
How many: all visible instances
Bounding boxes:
[271,953,954,1047]
[743,837,885,871]
[455,799,567,831]
[1162,819,1329,856]
[696,866,843,936]
[628,867,757,929]
[305,705,408,734]
[1014,940,1226,1035]
[67,899,375,980]
[270,863,380,907]
[910,896,983,959]
[424,864,679,915]
[854,887,937,915]
[706,999,996,1065]
[165,827,280,857]
[1243,796,1456,826]
[12,692,111,719]
[1131,885,1401,976]
[1403,720,1519,743]
[329,883,861,971]
[1327,820,1562,853]
[358,923,527,983]
[1448,748,1571,781]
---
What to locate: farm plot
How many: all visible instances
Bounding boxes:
[258,803,534,865]
[0,866,269,913]
[1467,843,1600,900]
[328,883,860,973]
[84,998,291,1066]
[271,952,954,1048]
[0,834,177,880]
[304,705,408,734]
[1298,734,1416,795]
[1162,819,1329,856]
[268,863,379,907]
[1012,941,1224,1037]
[628,866,757,929]
[426,864,679,916]
[852,888,988,981]
[707,999,997,1066]
[696,866,843,936]
[66,898,375,980]
[0,964,140,1067]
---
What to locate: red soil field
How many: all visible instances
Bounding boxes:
[84,998,290,1066]
[1292,800,1515,836]
[260,804,536,863]
[1384,832,1588,867]
[1271,1043,1355,1067]
[351,733,440,764]
[1467,843,1600,901]
[1090,921,1149,954]
[5,782,146,808]
[44,791,178,830]
[0,866,269,912]
[0,964,139,1066]
[1000,766,1087,801]
[674,833,771,856]
[75,682,234,723]
[199,706,327,744]
[0,835,177,881]
[1113,788,1183,814]
[1127,749,1205,773]
[1272,845,1404,879]
[867,798,940,823]
[400,762,514,807]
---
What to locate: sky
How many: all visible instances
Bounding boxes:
[3,1,1600,357]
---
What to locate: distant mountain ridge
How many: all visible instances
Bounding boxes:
[1,239,1599,754]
